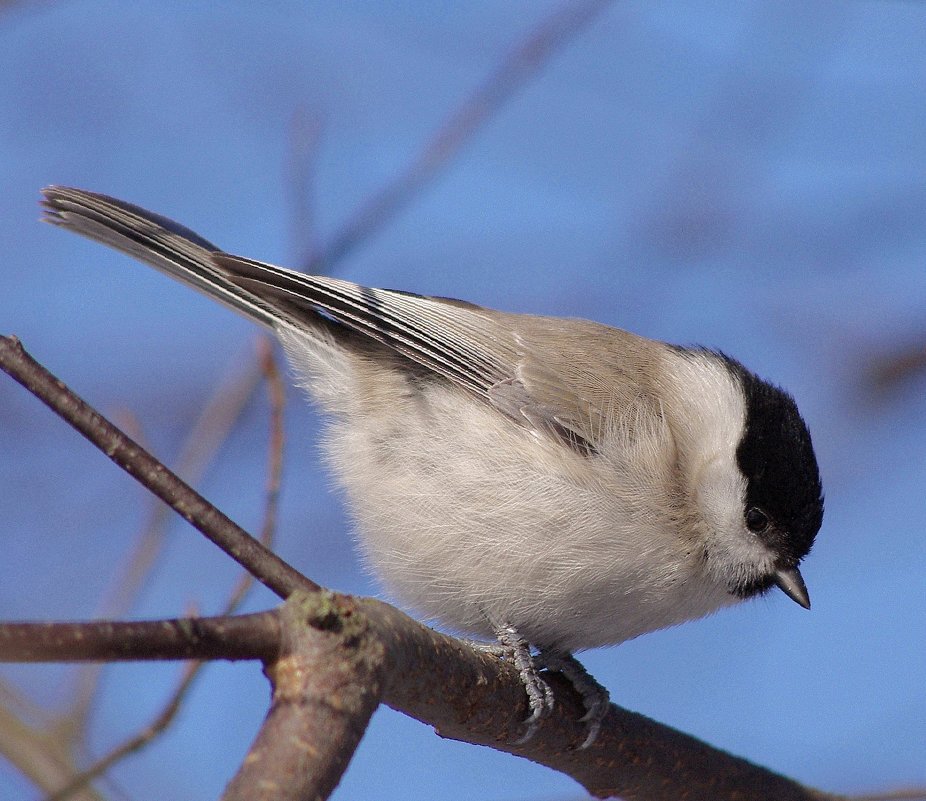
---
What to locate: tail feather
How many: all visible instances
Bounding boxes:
[40,186,513,404]
[41,186,281,329]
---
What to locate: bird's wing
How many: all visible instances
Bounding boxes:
[219,255,650,454]
[42,186,652,455]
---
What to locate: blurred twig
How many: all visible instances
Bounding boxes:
[865,341,926,395]
[306,0,612,273]
[43,340,286,801]
[286,107,324,268]
[0,683,103,800]
[68,352,263,738]
[46,638,202,801]
[0,704,104,801]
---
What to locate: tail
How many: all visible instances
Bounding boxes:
[41,186,282,330]
[40,186,511,404]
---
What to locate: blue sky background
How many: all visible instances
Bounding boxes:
[1,2,924,799]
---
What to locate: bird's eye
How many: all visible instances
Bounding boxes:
[745,507,769,533]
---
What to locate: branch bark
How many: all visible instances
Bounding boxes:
[0,613,281,664]
[223,592,387,801]
[0,595,840,801]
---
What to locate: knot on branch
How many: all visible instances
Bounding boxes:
[269,590,387,701]
[289,589,359,636]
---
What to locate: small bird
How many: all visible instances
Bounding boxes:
[41,186,824,748]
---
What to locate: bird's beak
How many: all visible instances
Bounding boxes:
[774,566,811,609]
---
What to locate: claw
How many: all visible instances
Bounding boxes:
[485,623,610,748]
[489,622,555,743]
[537,650,610,749]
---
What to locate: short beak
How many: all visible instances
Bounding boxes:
[774,566,811,609]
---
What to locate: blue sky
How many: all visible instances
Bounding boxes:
[1,2,924,799]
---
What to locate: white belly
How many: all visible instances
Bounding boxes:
[317,378,735,652]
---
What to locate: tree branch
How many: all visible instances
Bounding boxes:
[0,595,841,801]
[34,341,286,801]
[0,335,312,600]
[0,613,280,664]
[223,592,387,801]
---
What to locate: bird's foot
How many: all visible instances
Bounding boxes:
[482,622,555,744]
[480,624,609,747]
[536,650,610,749]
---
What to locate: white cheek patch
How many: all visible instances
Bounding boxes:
[696,458,747,540]
[694,458,776,588]
[660,351,746,466]
[661,351,777,588]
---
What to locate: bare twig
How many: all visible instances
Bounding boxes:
[40,344,284,801]
[70,350,264,735]
[0,335,312,599]
[0,613,280,664]
[12,347,271,801]
[48,663,201,801]
[866,341,926,394]
[0,594,841,801]
[0,643,104,798]
[0,703,104,801]
[5,612,275,799]
[308,0,613,272]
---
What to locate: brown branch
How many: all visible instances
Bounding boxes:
[308,0,612,272]
[222,592,386,801]
[0,335,313,599]
[0,613,280,664]
[354,598,844,801]
[0,594,844,800]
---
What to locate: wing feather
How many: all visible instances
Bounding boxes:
[41,185,659,455]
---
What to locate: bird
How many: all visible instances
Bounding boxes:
[40,185,824,748]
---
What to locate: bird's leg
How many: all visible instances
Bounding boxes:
[475,620,555,744]
[535,649,610,749]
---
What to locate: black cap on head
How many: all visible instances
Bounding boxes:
[722,355,824,567]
